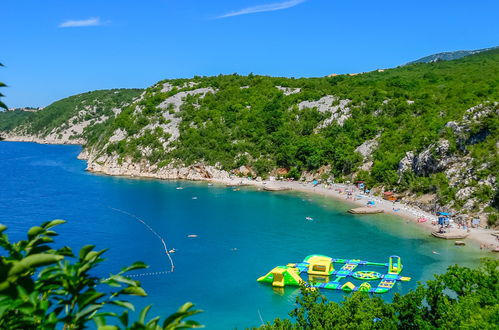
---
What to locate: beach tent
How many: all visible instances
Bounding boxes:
[437,212,451,216]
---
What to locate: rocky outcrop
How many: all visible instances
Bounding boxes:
[396,103,498,216]
[356,135,380,171]
[156,87,216,112]
[398,139,456,177]
[276,86,301,95]
[82,150,231,181]
[233,165,256,177]
[297,95,351,127]
[445,103,496,151]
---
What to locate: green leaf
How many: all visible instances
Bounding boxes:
[56,246,74,256]
[108,274,138,287]
[41,219,66,229]
[146,316,160,327]
[0,224,7,233]
[110,300,135,311]
[0,281,11,291]
[79,245,96,260]
[118,310,129,327]
[92,315,107,327]
[120,261,148,273]
[7,261,29,277]
[27,226,44,240]
[138,305,152,324]
[20,254,63,269]
[120,286,147,297]
[97,326,118,330]
[84,249,107,262]
[77,291,106,308]
[75,304,103,320]
[162,303,203,328]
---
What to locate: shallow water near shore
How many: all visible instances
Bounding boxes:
[0,142,491,328]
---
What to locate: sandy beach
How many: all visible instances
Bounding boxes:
[219,177,499,252]
[5,137,497,252]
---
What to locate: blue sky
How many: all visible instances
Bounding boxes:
[3,0,498,108]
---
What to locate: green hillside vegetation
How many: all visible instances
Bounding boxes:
[112,50,497,173]
[2,50,498,220]
[29,89,142,136]
[0,110,35,131]
[0,89,143,138]
[95,50,498,218]
[0,220,201,329]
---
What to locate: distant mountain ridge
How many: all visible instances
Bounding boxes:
[407,46,498,65]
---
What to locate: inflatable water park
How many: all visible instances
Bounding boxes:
[257,255,410,293]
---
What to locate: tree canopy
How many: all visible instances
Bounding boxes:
[260,259,499,329]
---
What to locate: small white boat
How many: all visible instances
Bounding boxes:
[306,216,313,221]
[176,187,183,190]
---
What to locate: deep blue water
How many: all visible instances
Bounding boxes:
[0,142,488,328]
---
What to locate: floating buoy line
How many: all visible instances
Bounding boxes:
[127,270,173,278]
[109,207,175,276]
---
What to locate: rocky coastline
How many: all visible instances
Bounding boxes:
[3,136,499,252]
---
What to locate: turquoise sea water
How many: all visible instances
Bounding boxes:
[0,142,490,328]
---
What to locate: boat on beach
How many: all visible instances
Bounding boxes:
[263,186,290,191]
[431,231,469,239]
[348,207,384,214]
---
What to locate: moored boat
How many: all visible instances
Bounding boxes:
[348,207,384,214]
[431,231,469,239]
[263,186,290,191]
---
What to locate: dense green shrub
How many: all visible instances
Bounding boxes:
[260,259,499,329]
[0,221,202,329]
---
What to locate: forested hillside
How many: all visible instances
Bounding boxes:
[1,50,498,223]
[0,110,35,132]
[0,89,142,143]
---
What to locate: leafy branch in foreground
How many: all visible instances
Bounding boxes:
[0,220,203,329]
[260,259,498,329]
[0,63,7,110]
